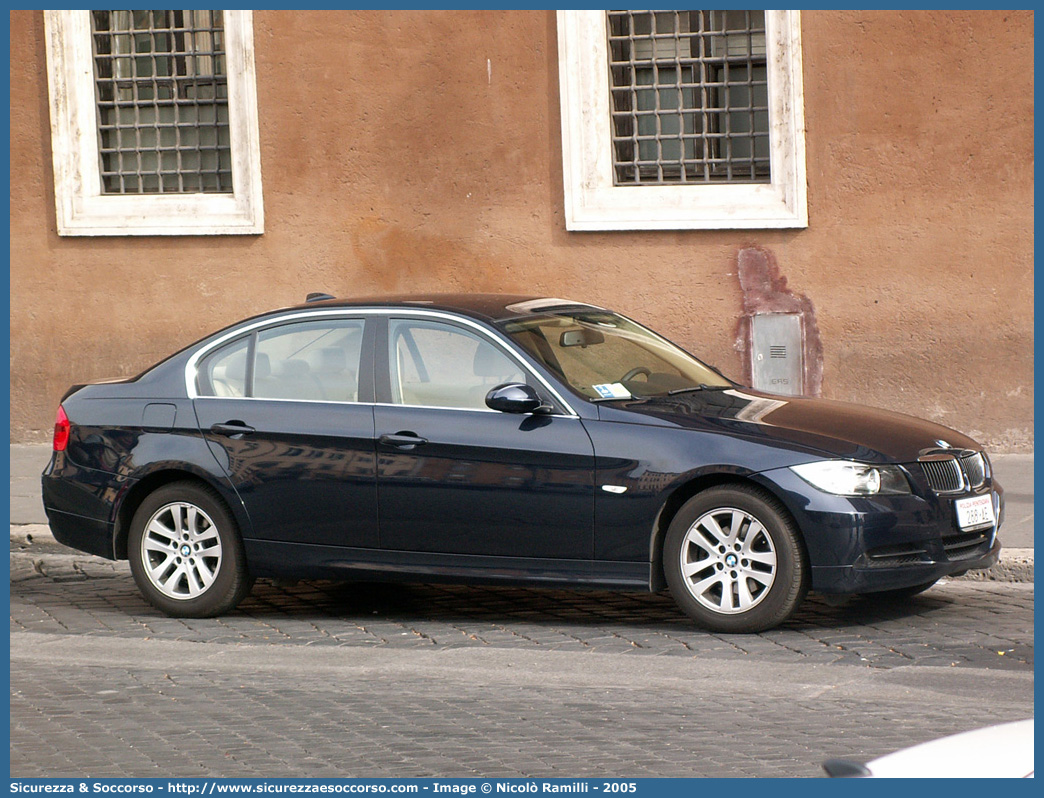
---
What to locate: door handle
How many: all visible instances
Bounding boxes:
[210,421,256,437]
[379,432,428,449]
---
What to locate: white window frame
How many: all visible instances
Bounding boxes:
[44,10,264,236]
[557,9,807,231]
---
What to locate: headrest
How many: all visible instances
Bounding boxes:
[274,358,309,379]
[307,347,347,375]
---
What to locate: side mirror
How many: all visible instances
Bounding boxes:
[485,383,551,414]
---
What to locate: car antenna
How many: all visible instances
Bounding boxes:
[305,292,335,303]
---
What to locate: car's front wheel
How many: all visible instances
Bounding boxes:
[128,481,253,617]
[664,485,808,633]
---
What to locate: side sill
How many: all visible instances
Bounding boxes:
[243,539,651,591]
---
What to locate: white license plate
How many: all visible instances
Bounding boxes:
[954,494,995,529]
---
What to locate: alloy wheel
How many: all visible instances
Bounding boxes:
[678,506,777,614]
[140,501,223,600]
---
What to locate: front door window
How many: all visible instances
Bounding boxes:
[388,319,526,410]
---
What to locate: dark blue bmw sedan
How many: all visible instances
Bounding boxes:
[42,294,1003,632]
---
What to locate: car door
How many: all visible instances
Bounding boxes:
[374,314,595,559]
[192,315,379,548]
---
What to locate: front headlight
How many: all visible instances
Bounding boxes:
[790,461,911,496]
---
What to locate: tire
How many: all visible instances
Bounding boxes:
[663,485,808,633]
[867,579,939,601]
[128,481,253,617]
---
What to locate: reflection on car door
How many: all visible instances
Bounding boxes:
[374,316,595,559]
[193,316,379,548]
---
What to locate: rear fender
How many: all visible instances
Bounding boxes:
[111,458,250,560]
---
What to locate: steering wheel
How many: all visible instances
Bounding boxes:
[620,366,652,382]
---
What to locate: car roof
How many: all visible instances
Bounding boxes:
[128,293,609,390]
[285,293,605,323]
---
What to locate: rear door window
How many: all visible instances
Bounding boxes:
[255,319,364,402]
[196,318,366,402]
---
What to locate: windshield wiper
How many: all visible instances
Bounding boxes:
[591,385,729,401]
[667,384,731,396]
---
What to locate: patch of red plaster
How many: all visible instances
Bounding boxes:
[735,246,823,397]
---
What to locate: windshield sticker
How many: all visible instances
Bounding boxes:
[593,382,631,399]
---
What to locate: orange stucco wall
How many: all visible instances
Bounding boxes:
[9,10,1034,449]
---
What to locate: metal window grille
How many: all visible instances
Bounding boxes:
[91,10,232,194]
[606,10,771,185]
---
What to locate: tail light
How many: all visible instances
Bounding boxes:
[53,405,70,451]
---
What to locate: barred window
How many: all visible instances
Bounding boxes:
[557,10,806,231]
[607,10,770,185]
[92,10,232,194]
[44,10,263,236]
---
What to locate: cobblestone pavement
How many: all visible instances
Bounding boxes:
[10,549,1034,778]
[11,550,1034,669]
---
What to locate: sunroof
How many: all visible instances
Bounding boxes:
[503,297,601,314]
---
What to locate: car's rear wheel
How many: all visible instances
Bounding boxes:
[128,481,253,617]
[664,485,808,633]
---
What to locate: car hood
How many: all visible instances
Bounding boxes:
[599,388,982,464]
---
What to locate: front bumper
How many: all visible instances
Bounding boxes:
[757,467,1004,595]
[811,536,1001,594]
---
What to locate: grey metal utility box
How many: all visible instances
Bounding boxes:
[750,313,803,396]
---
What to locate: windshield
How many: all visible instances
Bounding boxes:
[500,310,730,400]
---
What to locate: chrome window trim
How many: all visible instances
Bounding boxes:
[373,402,514,415]
[184,307,579,417]
[193,395,370,407]
[191,396,583,418]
